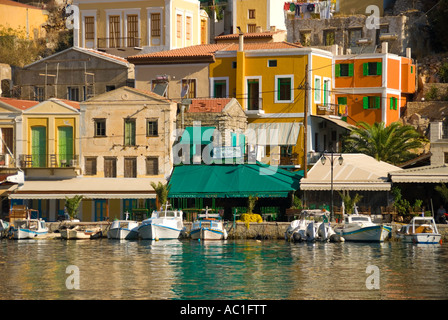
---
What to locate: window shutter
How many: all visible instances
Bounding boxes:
[394,97,398,110]
[363,63,368,76]
[390,97,393,110]
[348,63,354,77]
[335,64,340,77]
[363,97,369,109]
[376,62,382,75]
[375,96,381,109]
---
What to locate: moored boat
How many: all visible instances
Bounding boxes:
[0,219,9,238]
[334,214,391,242]
[396,216,442,244]
[107,213,139,240]
[60,225,102,240]
[8,218,48,239]
[190,208,227,240]
[286,209,342,242]
[138,204,184,240]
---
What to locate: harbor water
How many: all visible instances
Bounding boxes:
[0,238,447,300]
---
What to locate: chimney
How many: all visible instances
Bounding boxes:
[238,33,244,52]
[406,47,412,59]
[382,41,388,54]
[256,26,262,33]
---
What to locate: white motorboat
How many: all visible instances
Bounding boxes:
[60,226,102,239]
[286,209,342,242]
[190,208,227,240]
[107,212,139,240]
[334,214,392,242]
[396,216,442,244]
[9,218,48,239]
[138,204,184,240]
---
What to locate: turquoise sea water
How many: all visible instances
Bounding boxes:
[0,238,447,300]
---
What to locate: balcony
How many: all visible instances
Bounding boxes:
[97,37,142,49]
[19,154,80,179]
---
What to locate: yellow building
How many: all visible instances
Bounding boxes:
[73,0,207,57]
[210,38,334,170]
[231,0,286,33]
[0,0,48,39]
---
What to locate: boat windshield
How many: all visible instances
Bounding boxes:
[350,217,370,222]
[159,211,178,218]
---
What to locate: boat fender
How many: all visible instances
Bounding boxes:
[292,232,302,243]
[329,234,343,243]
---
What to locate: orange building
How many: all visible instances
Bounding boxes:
[333,45,415,126]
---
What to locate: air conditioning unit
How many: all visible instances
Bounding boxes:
[0,154,9,167]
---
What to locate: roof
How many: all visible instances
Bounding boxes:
[127,44,231,64]
[0,0,44,10]
[9,177,166,200]
[300,153,402,191]
[214,31,285,41]
[168,163,302,198]
[0,97,39,110]
[188,98,232,113]
[389,164,448,183]
[218,42,303,51]
[311,115,355,131]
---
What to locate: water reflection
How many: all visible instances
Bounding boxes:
[0,239,447,300]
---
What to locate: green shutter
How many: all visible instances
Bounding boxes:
[363,97,369,109]
[58,126,73,166]
[363,63,368,76]
[335,64,340,77]
[390,97,393,110]
[239,134,245,154]
[411,66,414,74]
[31,126,46,167]
[376,62,382,75]
[231,132,237,147]
[375,96,381,109]
[338,97,347,105]
[124,120,135,146]
[394,97,398,110]
[348,63,354,77]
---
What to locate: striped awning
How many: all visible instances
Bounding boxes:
[246,122,301,146]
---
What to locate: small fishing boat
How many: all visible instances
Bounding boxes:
[334,214,392,242]
[0,219,9,238]
[8,218,48,239]
[60,225,102,240]
[396,216,442,244]
[286,209,342,242]
[108,213,139,240]
[190,208,227,240]
[138,204,185,240]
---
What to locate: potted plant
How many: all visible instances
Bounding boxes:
[64,195,83,221]
[338,191,363,215]
[286,194,302,221]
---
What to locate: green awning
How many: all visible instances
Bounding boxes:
[179,126,216,144]
[168,163,302,198]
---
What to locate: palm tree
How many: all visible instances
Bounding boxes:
[343,121,424,165]
[151,182,170,209]
[338,191,363,215]
[65,195,83,220]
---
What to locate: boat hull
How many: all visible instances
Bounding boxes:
[107,228,139,240]
[12,228,48,239]
[60,228,101,239]
[336,225,391,242]
[190,227,227,240]
[139,223,181,240]
[400,233,442,244]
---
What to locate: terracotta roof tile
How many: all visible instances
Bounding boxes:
[82,48,130,65]
[214,31,283,40]
[219,41,303,51]
[0,0,44,10]
[0,97,39,110]
[188,98,232,113]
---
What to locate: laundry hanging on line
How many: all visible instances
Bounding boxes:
[283,1,333,20]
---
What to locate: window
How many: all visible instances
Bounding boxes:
[127,14,139,47]
[84,157,97,175]
[323,79,330,106]
[247,78,260,110]
[104,157,117,178]
[85,16,94,40]
[390,97,398,110]
[151,13,161,37]
[232,61,237,69]
[268,60,277,67]
[213,79,227,98]
[248,24,256,33]
[105,85,115,92]
[146,119,158,137]
[323,29,335,46]
[124,119,136,146]
[34,86,44,102]
[300,31,311,46]
[335,63,354,77]
[181,79,196,99]
[1,128,13,155]
[348,28,362,47]
[314,77,321,103]
[146,157,159,175]
[275,75,293,103]
[109,15,120,48]
[176,14,182,39]
[124,157,137,178]
[67,87,79,101]
[186,16,192,40]
[445,153,448,164]
[362,96,381,109]
[248,9,256,19]
[337,97,348,116]
[363,62,382,76]
[94,119,106,137]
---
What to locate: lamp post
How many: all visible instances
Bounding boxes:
[321,150,343,222]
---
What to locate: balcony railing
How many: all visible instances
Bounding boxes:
[97,37,142,49]
[19,154,79,169]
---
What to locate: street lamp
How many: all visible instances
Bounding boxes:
[321,150,343,222]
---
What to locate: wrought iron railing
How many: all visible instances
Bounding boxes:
[19,154,79,168]
[97,37,141,49]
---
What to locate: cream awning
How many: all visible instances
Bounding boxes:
[389,165,448,183]
[9,177,166,200]
[300,153,401,191]
[246,122,301,146]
